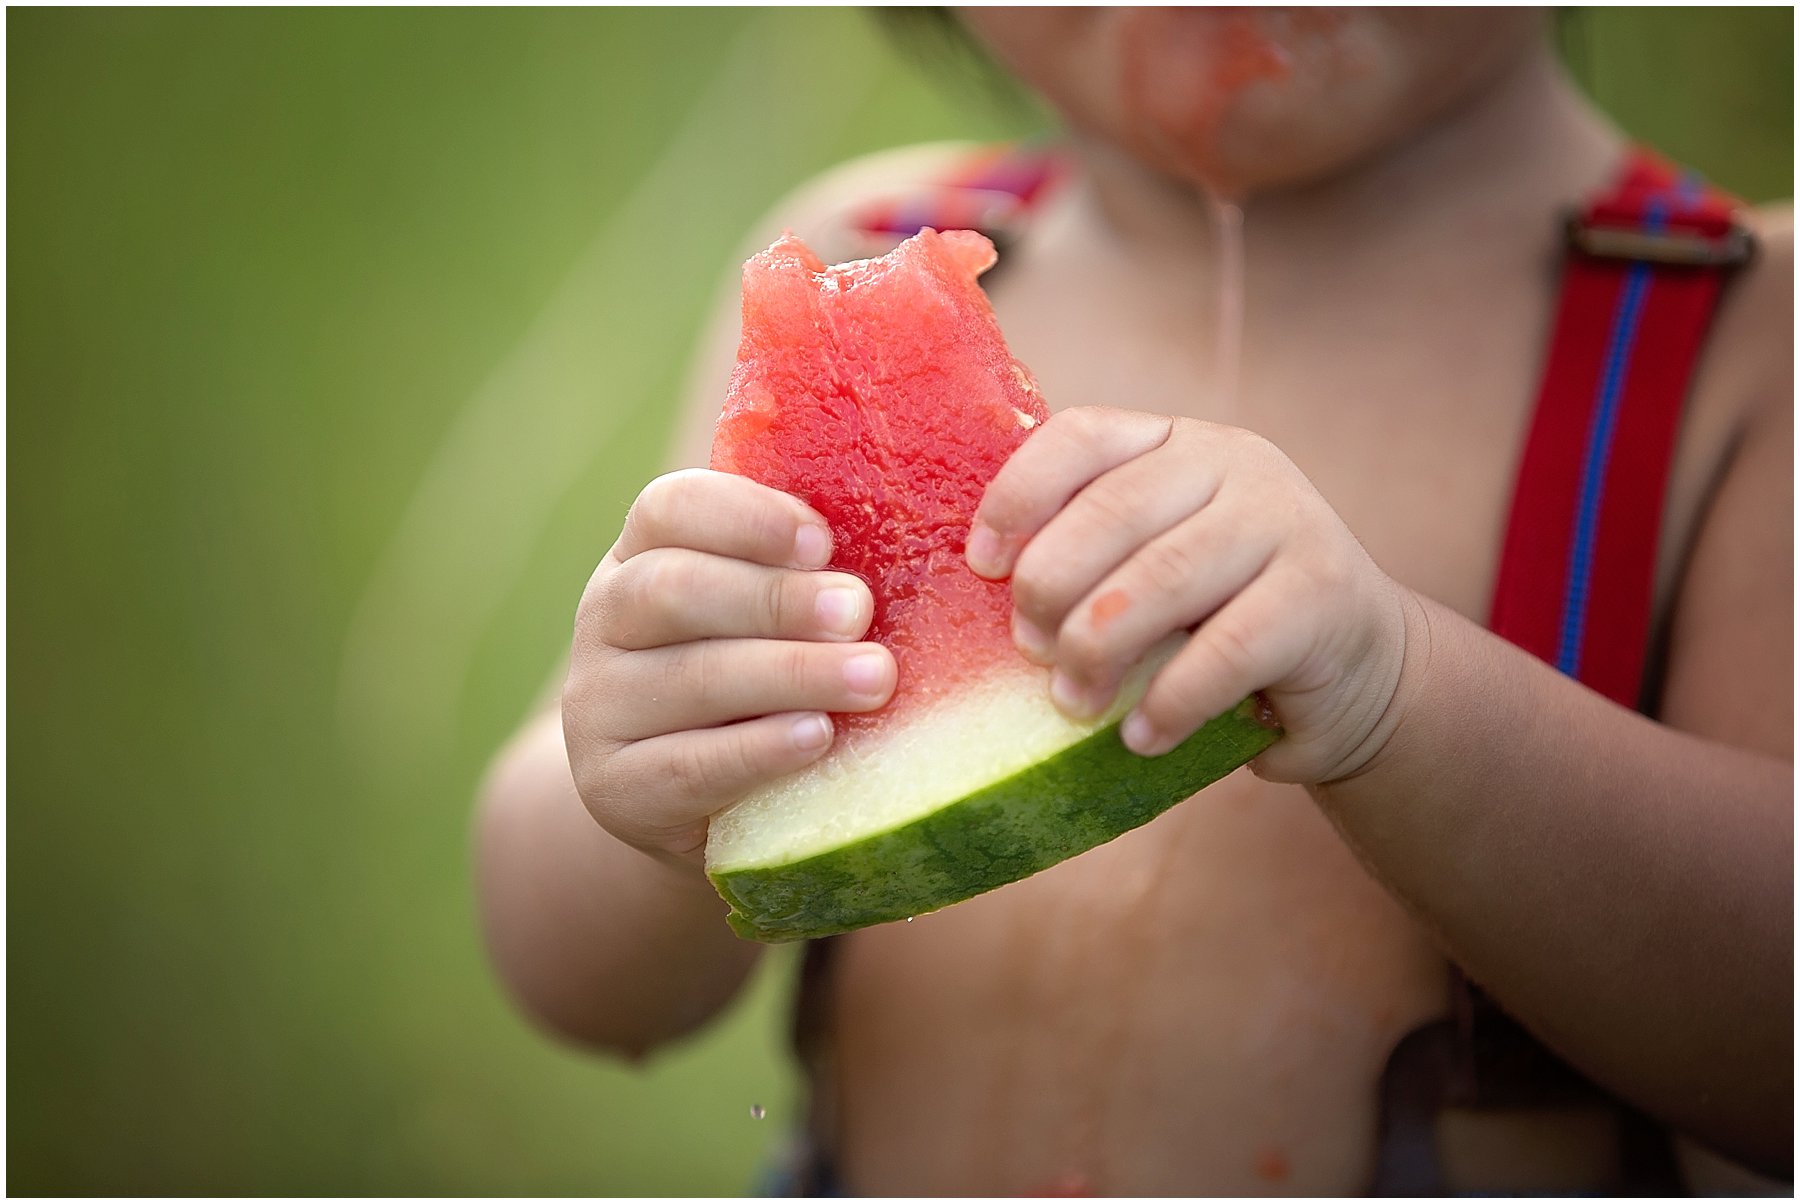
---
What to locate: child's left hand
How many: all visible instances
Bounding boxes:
[965,406,1426,786]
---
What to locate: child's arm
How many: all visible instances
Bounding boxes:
[477,470,894,1055]
[475,144,977,1056]
[1313,594,1789,1173]
[476,701,767,1055]
[967,237,1792,1171]
[1310,237,1794,1172]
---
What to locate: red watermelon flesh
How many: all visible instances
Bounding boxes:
[711,228,1047,737]
[704,230,1277,942]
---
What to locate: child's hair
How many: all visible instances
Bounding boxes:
[870,7,970,64]
[870,7,1034,116]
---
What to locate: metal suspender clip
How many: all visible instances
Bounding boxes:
[1565,212,1756,267]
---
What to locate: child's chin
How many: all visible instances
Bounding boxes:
[1111,111,1377,203]
[1101,9,1375,195]
[1097,6,1540,198]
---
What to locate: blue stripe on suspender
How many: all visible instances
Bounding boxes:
[1554,194,1672,676]
[1675,171,1704,208]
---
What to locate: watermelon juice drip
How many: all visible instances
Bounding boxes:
[1206,190,1246,424]
[711,229,1051,739]
[1114,8,1281,425]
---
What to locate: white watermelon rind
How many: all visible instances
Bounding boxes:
[707,697,1278,943]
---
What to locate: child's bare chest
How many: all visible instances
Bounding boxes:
[823,773,1448,1194]
[811,236,1671,1193]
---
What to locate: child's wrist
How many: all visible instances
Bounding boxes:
[1313,585,1439,792]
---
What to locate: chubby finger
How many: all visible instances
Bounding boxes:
[1044,499,1278,717]
[1120,568,1310,757]
[585,711,837,860]
[967,407,1174,580]
[615,468,833,568]
[587,549,873,651]
[594,639,896,741]
[1010,444,1226,658]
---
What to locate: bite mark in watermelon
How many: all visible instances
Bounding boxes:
[705,229,1277,942]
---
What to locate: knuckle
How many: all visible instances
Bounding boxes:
[762,569,797,632]
[662,730,766,816]
[603,749,713,854]
[714,728,761,789]
[783,643,821,696]
[659,642,706,700]
[1057,620,1110,679]
[607,555,683,646]
[570,760,611,814]
[566,740,623,818]
[632,549,693,613]
[559,664,590,722]
[1075,476,1141,532]
[1053,405,1121,446]
[1140,671,1198,733]
[657,818,712,860]
[757,494,804,556]
[573,592,633,668]
[1009,551,1066,621]
[1138,538,1198,593]
[1080,475,1137,521]
[628,472,685,536]
[977,476,1026,533]
[1054,406,1102,436]
[573,565,616,640]
[669,738,725,801]
[1205,614,1260,678]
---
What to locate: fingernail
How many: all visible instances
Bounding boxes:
[815,586,863,636]
[791,713,833,752]
[1121,711,1159,755]
[1012,612,1052,662]
[843,651,890,697]
[794,523,832,569]
[1049,671,1097,720]
[965,524,1004,578]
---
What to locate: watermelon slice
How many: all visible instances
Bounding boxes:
[705,229,1278,942]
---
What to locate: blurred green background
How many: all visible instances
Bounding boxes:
[7,7,1791,1195]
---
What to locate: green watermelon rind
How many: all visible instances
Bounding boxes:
[709,698,1278,943]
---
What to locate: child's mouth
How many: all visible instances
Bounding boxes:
[1114,7,1346,189]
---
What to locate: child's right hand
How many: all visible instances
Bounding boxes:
[561,469,896,869]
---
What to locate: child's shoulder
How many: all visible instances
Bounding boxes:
[746,140,997,262]
[1740,200,1793,335]
[1733,200,1792,328]
[1700,199,1793,430]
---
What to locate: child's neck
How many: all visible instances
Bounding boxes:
[1069,41,1623,270]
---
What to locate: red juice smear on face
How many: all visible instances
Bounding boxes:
[1196,12,1294,156]
[1118,8,1293,191]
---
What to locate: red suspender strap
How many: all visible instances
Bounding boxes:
[845,143,1067,255]
[1488,148,1752,709]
